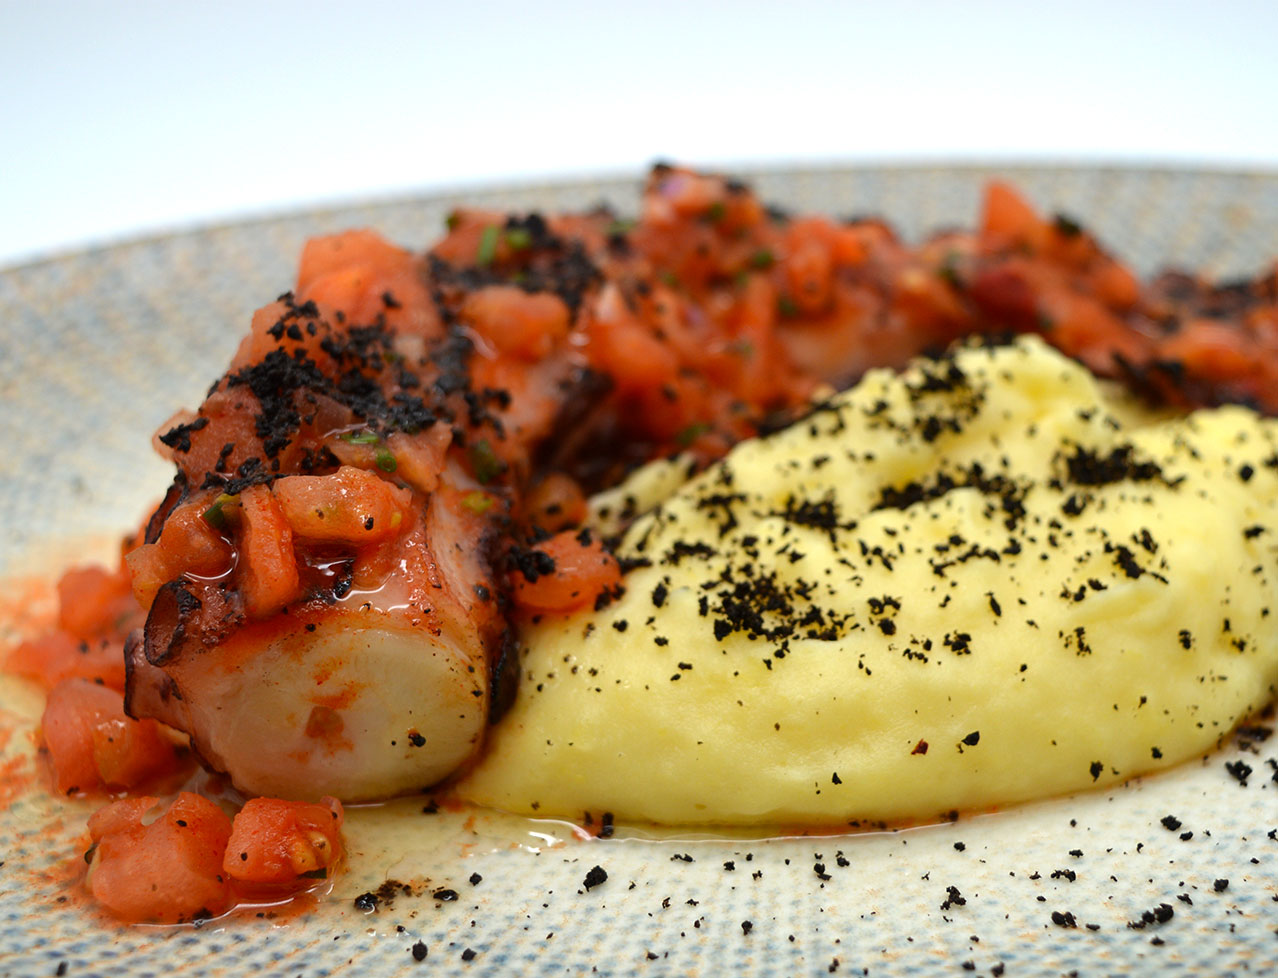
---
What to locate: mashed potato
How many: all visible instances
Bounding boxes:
[460,337,1278,825]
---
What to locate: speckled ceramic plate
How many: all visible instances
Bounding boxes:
[1,166,1277,978]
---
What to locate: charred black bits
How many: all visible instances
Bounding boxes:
[410,941,428,962]
[1225,760,1252,785]
[1127,903,1174,929]
[582,865,608,890]
[941,886,967,910]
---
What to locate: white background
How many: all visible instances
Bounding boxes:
[2,0,1275,269]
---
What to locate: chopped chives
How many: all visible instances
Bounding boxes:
[469,439,506,484]
[462,491,495,515]
[676,421,711,447]
[476,225,500,266]
[504,227,533,251]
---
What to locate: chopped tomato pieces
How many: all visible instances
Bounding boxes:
[87,792,233,923]
[273,466,411,544]
[41,679,181,794]
[511,530,623,614]
[463,285,571,361]
[56,565,135,639]
[524,472,588,532]
[125,499,233,610]
[297,229,434,333]
[236,485,301,619]
[223,796,344,884]
[7,630,127,692]
[981,180,1048,250]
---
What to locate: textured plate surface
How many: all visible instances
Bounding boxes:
[1,166,1277,977]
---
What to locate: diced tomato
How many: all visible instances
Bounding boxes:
[158,388,268,488]
[236,485,301,619]
[523,472,588,532]
[42,679,181,794]
[7,630,127,692]
[1158,319,1261,382]
[464,285,571,361]
[510,530,623,614]
[125,498,233,610]
[384,428,452,496]
[830,224,879,265]
[230,299,334,371]
[223,796,344,885]
[968,260,1043,331]
[86,796,160,840]
[87,792,233,923]
[981,181,1049,251]
[297,229,433,332]
[892,265,974,336]
[273,466,411,545]
[56,565,136,639]
[1090,260,1141,310]
[784,218,836,315]
[586,284,680,393]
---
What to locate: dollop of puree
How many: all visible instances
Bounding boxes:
[460,337,1278,824]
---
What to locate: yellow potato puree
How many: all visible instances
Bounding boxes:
[460,337,1278,825]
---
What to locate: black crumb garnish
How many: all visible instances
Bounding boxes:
[583,865,608,890]
[410,941,428,962]
[941,886,966,910]
[1127,903,1175,929]
[1050,910,1077,928]
[1225,759,1253,785]
[1160,815,1182,831]
[1059,444,1169,487]
[158,416,209,454]
[461,949,477,962]
[354,892,379,913]
[433,888,459,902]
[741,920,754,935]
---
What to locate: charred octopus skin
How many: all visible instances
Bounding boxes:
[124,470,501,802]
[122,168,1278,804]
[121,251,571,801]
